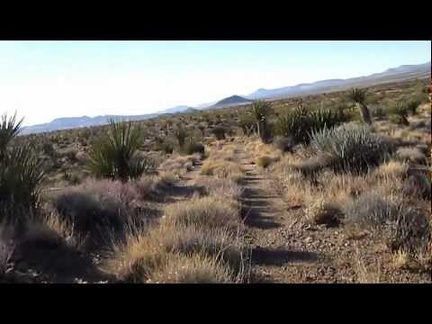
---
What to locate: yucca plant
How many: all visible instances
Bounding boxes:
[274,106,345,145]
[238,114,256,136]
[249,101,272,143]
[174,126,188,149]
[88,119,152,182]
[348,88,372,125]
[0,113,23,160]
[310,124,394,174]
[406,99,421,116]
[387,102,409,125]
[0,113,45,225]
[274,106,310,144]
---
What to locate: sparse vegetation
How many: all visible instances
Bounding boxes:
[2,77,430,283]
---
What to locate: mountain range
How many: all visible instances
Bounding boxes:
[21,61,431,135]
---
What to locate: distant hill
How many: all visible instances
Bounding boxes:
[20,61,430,135]
[159,105,193,114]
[210,95,252,108]
[246,61,431,100]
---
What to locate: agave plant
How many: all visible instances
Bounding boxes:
[249,101,272,143]
[88,119,152,182]
[348,88,372,125]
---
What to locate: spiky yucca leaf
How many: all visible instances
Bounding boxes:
[406,99,421,115]
[274,106,346,145]
[174,127,188,149]
[0,143,45,224]
[249,101,272,121]
[0,113,24,158]
[310,124,394,174]
[348,88,372,124]
[88,119,151,181]
[349,88,367,104]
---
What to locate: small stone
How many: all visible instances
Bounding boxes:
[305,237,313,243]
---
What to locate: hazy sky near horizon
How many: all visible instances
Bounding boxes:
[0,41,430,126]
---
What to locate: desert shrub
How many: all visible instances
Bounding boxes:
[54,191,125,239]
[238,114,257,136]
[148,253,233,283]
[406,99,421,115]
[133,173,177,201]
[154,224,246,273]
[343,193,398,228]
[163,196,240,231]
[200,160,244,183]
[305,200,343,227]
[387,102,409,125]
[0,226,13,277]
[310,124,394,174]
[161,142,174,154]
[88,119,152,181]
[256,155,273,168]
[273,135,295,153]
[104,231,167,282]
[174,127,188,149]
[211,126,226,140]
[395,147,428,165]
[193,177,243,202]
[370,106,387,119]
[183,141,205,156]
[402,173,431,200]
[42,142,56,157]
[52,180,146,245]
[343,192,429,251]
[292,154,330,180]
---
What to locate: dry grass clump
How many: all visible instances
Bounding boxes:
[343,192,430,252]
[163,196,241,231]
[152,223,245,272]
[49,179,154,247]
[256,155,280,169]
[158,154,201,176]
[373,160,408,180]
[148,253,233,283]
[133,172,178,201]
[395,147,428,165]
[104,190,247,283]
[192,177,244,201]
[304,199,343,227]
[201,160,245,183]
[104,230,167,282]
[0,226,14,277]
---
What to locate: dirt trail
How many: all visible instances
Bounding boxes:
[238,150,324,283]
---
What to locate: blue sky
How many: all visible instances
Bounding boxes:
[0,41,430,126]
